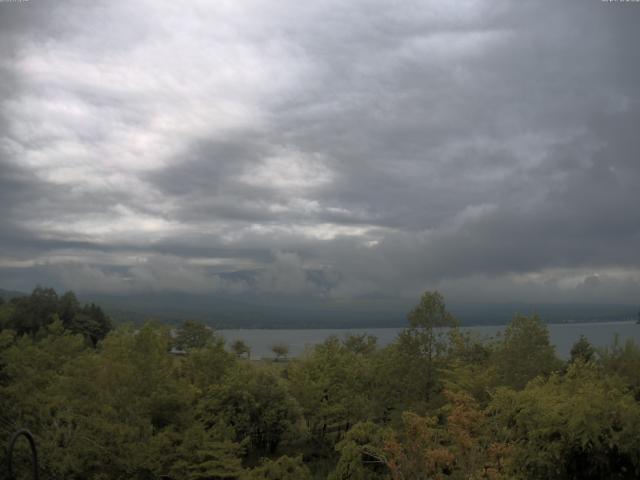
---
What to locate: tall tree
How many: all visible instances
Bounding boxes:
[271,342,290,361]
[58,290,80,328]
[10,286,59,337]
[493,314,561,390]
[288,336,376,442]
[174,320,214,350]
[397,291,458,401]
[67,302,112,347]
[230,339,251,359]
[570,335,595,364]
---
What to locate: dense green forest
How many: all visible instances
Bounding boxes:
[1,288,640,479]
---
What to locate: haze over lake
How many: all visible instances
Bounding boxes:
[221,321,640,360]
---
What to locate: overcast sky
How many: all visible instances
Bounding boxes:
[1,0,639,304]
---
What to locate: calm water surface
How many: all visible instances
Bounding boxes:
[220,321,640,360]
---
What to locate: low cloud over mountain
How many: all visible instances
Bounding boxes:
[1,0,639,305]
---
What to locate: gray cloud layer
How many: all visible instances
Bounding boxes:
[1,0,639,304]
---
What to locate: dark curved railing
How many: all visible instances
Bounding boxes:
[4,430,176,479]
[7,429,39,480]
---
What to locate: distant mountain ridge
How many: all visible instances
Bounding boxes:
[0,288,27,302]
[80,291,639,329]
[2,286,636,328]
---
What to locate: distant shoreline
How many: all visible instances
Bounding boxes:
[217,321,640,360]
[217,319,638,331]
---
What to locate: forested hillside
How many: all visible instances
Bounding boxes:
[1,289,640,479]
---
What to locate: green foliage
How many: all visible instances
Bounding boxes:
[166,424,244,480]
[271,342,290,361]
[329,422,388,480]
[288,336,377,442]
[598,336,640,396]
[570,335,595,364]
[198,366,301,454]
[174,320,214,350]
[230,339,251,359]
[9,286,59,337]
[180,339,236,391]
[3,289,640,480]
[389,291,458,405]
[342,333,377,355]
[0,320,86,417]
[77,302,112,346]
[492,314,562,389]
[407,291,458,332]
[0,287,111,346]
[243,455,312,480]
[490,362,640,479]
[58,290,81,327]
[0,321,245,480]
[444,329,496,405]
[0,301,15,330]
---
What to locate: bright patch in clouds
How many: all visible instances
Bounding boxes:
[0,0,639,304]
[239,150,333,191]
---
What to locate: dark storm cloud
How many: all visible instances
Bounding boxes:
[1,0,639,303]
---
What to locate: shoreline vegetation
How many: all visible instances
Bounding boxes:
[1,287,640,479]
[216,318,639,330]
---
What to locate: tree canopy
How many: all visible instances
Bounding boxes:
[0,286,111,346]
[1,288,639,479]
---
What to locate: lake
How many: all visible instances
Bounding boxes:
[219,321,640,359]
